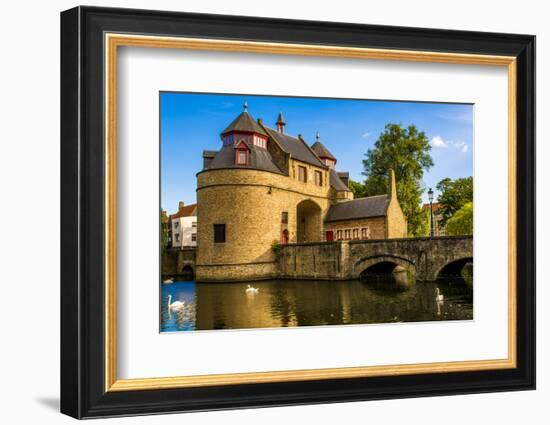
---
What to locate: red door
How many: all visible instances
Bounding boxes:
[281,229,289,244]
[326,231,334,242]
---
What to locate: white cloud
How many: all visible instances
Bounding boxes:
[431,136,469,153]
[431,136,447,148]
[362,132,370,139]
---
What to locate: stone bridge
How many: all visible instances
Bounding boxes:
[278,236,473,282]
[161,247,196,279]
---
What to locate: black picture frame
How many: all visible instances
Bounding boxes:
[61,6,535,419]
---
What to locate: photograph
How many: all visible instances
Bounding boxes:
[160,93,474,332]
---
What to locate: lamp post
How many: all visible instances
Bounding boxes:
[428,187,434,238]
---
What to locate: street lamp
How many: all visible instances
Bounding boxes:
[428,187,434,238]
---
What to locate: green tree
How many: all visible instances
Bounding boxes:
[417,207,431,237]
[362,123,433,236]
[160,209,169,248]
[446,202,473,235]
[348,179,367,199]
[436,176,473,224]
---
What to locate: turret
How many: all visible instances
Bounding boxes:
[311,132,337,168]
[276,111,286,134]
[218,102,269,164]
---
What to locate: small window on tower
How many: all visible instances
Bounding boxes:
[281,212,288,224]
[236,150,248,165]
[214,224,226,243]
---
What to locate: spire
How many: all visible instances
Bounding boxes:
[276,111,285,134]
[316,131,320,142]
[388,169,397,200]
[243,99,248,112]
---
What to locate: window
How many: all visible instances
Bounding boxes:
[298,166,307,183]
[314,170,323,186]
[336,230,343,240]
[192,221,197,227]
[281,211,288,224]
[175,234,180,242]
[174,222,179,228]
[236,149,248,165]
[361,227,370,239]
[255,137,267,148]
[191,233,197,242]
[344,229,351,240]
[213,224,226,243]
[353,228,359,239]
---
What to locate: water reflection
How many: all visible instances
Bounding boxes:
[160,278,473,332]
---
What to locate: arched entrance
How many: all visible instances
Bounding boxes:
[180,264,195,281]
[296,200,322,243]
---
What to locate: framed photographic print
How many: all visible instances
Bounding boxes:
[60,6,535,419]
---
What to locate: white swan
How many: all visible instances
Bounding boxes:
[167,294,185,312]
[435,288,444,302]
[163,278,174,284]
[246,284,259,294]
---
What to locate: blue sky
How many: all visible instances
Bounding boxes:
[161,92,473,213]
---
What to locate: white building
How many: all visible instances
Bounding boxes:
[169,202,197,248]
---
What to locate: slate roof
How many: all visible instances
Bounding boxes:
[203,144,284,174]
[263,127,326,168]
[324,195,389,222]
[202,150,217,158]
[329,168,351,192]
[311,141,336,160]
[221,111,268,136]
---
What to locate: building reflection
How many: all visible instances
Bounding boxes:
[186,278,473,331]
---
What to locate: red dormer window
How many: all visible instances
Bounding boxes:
[235,140,250,166]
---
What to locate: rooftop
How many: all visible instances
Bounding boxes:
[169,203,197,220]
[325,195,389,222]
[221,111,268,137]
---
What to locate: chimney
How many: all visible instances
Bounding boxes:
[276,111,285,134]
[178,201,185,211]
[337,172,350,188]
[388,169,397,200]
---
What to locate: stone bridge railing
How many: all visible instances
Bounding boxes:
[278,236,473,281]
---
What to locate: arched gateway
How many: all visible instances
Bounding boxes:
[296,200,322,243]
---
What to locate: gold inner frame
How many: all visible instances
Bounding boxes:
[104,33,517,392]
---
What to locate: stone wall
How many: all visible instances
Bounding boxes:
[386,196,408,238]
[161,247,197,278]
[325,217,386,240]
[279,236,473,281]
[278,241,350,280]
[196,166,331,282]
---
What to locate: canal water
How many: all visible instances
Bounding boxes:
[160,278,473,332]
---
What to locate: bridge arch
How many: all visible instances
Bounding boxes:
[180,263,195,281]
[353,254,416,279]
[435,257,473,279]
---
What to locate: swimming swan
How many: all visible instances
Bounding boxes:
[167,294,185,311]
[163,278,174,284]
[246,284,259,294]
[435,288,444,302]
